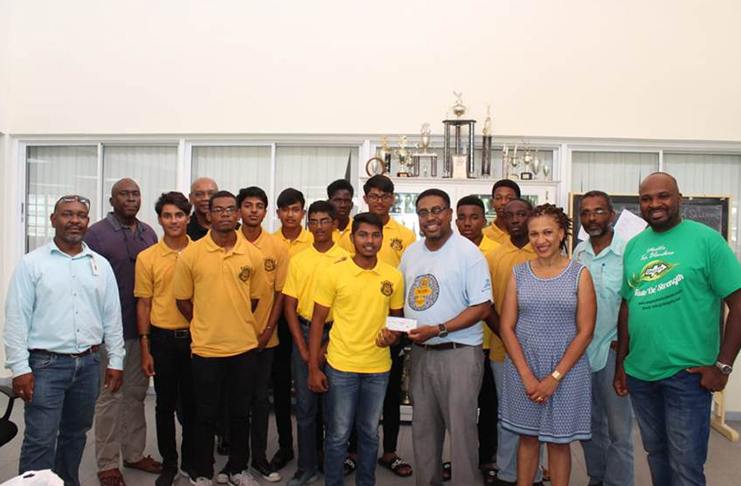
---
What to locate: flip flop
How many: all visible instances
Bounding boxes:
[97,468,126,486]
[483,468,497,485]
[343,457,356,476]
[378,457,413,477]
[442,462,451,482]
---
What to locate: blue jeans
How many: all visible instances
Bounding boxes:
[291,324,331,474]
[628,370,712,486]
[324,365,389,486]
[581,349,634,486]
[20,350,101,486]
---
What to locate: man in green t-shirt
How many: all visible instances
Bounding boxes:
[614,172,741,486]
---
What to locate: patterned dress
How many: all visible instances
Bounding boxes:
[500,259,592,443]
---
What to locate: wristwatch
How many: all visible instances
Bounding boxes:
[438,324,449,338]
[716,361,733,375]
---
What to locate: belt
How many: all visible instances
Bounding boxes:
[30,345,100,358]
[298,317,333,329]
[151,326,191,339]
[414,342,471,351]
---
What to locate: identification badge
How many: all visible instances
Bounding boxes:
[386,316,417,333]
[90,257,99,276]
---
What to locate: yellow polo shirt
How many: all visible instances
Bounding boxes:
[314,257,404,373]
[486,239,537,361]
[173,231,269,357]
[242,228,290,349]
[274,227,314,257]
[282,243,350,322]
[134,238,192,330]
[477,236,501,350]
[483,222,510,245]
[332,217,353,243]
[338,217,415,268]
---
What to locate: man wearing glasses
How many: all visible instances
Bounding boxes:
[399,189,492,486]
[84,178,160,486]
[5,195,125,486]
[174,190,269,486]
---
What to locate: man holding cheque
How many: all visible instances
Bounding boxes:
[307,212,405,486]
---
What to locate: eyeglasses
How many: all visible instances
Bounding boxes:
[366,193,394,202]
[579,209,609,218]
[417,206,449,218]
[55,195,91,210]
[308,218,333,227]
[211,206,238,215]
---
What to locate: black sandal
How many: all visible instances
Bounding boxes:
[378,457,413,477]
[343,457,356,476]
[442,462,452,482]
[483,468,497,485]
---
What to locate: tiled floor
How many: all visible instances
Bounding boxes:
[2,395,741,485]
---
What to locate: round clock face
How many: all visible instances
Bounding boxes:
[365,157,387,177]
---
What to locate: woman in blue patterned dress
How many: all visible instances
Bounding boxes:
[498,204,596,486]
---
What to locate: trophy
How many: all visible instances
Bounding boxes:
[396,136,414,177]
[531,149,542,179]
[443,92,476,178]
[481,104,493,177]
[379,136,392,174]
[412,123,438,177]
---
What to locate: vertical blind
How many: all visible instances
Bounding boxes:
[571,151,659,194]
[191,145,272,196]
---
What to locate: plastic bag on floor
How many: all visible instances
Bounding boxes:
[0,470,63,486]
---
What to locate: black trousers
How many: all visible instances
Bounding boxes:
[192,350,258,478]
[349,342,404,454]
[271,316,294,450]
[250,347,275,464]
[150,326,196,470]
[478,348,498,465]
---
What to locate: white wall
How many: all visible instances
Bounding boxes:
[1,0,741,140]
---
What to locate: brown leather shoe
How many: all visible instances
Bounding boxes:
[123,455,163,474]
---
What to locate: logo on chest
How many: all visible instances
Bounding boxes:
[238,266,252,282]
[390,238,403,252]
[408,274,440,311]
[264,257,277,272]
[380,280,394,297]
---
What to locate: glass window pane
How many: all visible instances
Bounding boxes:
[664,153,741,255]
[26,145,98,252]
[102,146,178,237]
[191,145,272,196]
[571,151,659,194]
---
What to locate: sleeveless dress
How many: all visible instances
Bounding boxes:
[499,259,592,443]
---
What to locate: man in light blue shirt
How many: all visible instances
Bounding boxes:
[399,189,491,486]
[4,195,125,486]
[573,191,634,486]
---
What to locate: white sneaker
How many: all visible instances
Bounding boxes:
[228,470,259,486]
[189,477,212,486]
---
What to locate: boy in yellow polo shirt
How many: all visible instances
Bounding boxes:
[337,174,415,477]
[307,212,404,486]
[135,192,195,486]
[282,200,350,486]
[173,190,269,486]
[483,179,521,245]
[327,179,354,243]
[237,186,289,483]
[454,195,501,483]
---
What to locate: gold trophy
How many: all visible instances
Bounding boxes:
[412,123,438,177]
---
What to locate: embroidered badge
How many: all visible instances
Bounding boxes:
[390,238,403,251]
[264,257,277,272]
[238,266,252,282]
[380,280,394,296]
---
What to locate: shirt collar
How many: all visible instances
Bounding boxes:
[204,231,246,254]
[157,237,191,256]
[277,227,312,244]
[106,212,145,234]
[582,232,625,258]
[49,240,93,259]
[347,256,381,276]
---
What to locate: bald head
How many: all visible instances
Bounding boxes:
[190,177,219,217]
[640,172,680,195]
[109,178,141,221]
[639,171,682,232]
[111,178,140,198]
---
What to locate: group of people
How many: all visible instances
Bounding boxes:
[4,170,741,486]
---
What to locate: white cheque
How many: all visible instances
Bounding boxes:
[386,316,417,333]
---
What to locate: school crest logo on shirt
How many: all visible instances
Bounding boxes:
[390,238,404,252]
[408,274,440,311]
[238,266,252,282]
[380,280,394,296]
[264,257,277,272]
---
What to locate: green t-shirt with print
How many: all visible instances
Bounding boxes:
[621,219,741,381]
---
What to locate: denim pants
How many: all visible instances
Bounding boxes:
[20,350,101,486]
[291,324,330,474]
[250,346,275,464]
[628,370,712,486]
[580,349,634,486]
[324,365,389,486]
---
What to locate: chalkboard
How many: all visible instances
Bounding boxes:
[569,193,731,252]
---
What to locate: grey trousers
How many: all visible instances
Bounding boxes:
[410,344,483,486]
[94,339,150,471]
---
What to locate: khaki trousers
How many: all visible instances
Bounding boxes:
[94,339,150,471]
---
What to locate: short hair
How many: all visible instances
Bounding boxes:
[155,191,192,217]
[237,186,268,208]
[277,188,305,209]
[416,188,451,208]
[307,200,336,220]
[352,212,384,234]
[530,203,572,250]
[456,195,485,214]
[208,190,237,211]
[363,175,394,195]
[505,198,534,211]
[327,179,355,198]
[492,179,522,199]
[581,190,613,212]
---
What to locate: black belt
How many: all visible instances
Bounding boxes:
[30,345,100,358]
[298,317,333,329]
[151,326,191,339]
[414,342,471,351]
